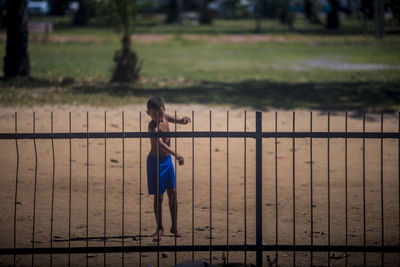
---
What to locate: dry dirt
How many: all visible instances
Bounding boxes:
[0,104,399,266]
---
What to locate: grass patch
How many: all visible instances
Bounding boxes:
[0,17,400,110]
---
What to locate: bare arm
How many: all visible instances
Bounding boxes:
[165,113,191,125]
[149,124,184,164]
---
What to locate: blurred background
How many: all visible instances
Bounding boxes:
[0,0,400,111]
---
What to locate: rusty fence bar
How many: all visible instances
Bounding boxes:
[2,111,400,267]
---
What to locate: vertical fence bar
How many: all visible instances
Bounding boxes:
[174,111,177,266]
[310,112,313,267]
[275,111,278,267]
[345,112,348,267]
[156,112,160,267]
[362,112,366,266]
[86,111,89,267]
[139,112,142,267]
[292,112,296,267]
[13,112,19,267]
[226,110,229,263]
[68,112,72,267]
[209,110,212,265]
[256,111,262,267]
[122,111,125,267]
[192,110,195,262]
[32,112,38,267]
[104,112,107,266]
[244,110,247,266]
[50,112,55,267]
[327,112,331,267]
[399,112,400,258]
[380,112,384,266]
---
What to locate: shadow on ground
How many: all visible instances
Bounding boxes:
[1,77,399,112]
[71,79,400,112]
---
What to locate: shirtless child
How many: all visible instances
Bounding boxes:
[146,97,191,239]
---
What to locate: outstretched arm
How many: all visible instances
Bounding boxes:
[166,113,191,125]
[149,124,184,165]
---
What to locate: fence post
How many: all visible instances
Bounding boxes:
[256,112,262,267]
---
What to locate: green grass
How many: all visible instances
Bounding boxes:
[0,17,400,110]
[27,13,400,35]
[2,38,397,82]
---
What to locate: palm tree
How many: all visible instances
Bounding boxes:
[110,0,141,83]
[3,0,30,78]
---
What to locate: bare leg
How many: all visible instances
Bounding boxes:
[152,194,164,238]
[167,188,180,237]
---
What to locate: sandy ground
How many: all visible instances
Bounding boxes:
[0,104,399,266]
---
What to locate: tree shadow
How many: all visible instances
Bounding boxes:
[0,76,75,87]
[71,79,400,112]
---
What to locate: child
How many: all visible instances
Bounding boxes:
[146,97,191,239]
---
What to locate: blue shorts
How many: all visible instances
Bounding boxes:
[147,154,175,195]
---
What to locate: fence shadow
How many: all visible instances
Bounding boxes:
[71,79,400,112]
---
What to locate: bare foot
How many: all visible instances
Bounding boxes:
[151,228,164,242]
[170,227,181,237]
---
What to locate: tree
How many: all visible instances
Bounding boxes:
[361,0,374,31]
[165,0,183,24]
[73,0,91,26]
[388,0,400,24]
[48,0,69,15]
[3,0,30,78]
[263,0,280,18]
[254,0,264,32]
[374,0,385,38]
[110,0,141,83]
[199,0,213,25]
[304,0,321,24]
[326,0,340,29]
[279,0,295,30]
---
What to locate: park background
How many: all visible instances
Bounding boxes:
[1,0,400,266]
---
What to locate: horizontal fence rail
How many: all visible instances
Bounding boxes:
[1,244,400,255]
[1,111,400,267]
[1,132,400,139]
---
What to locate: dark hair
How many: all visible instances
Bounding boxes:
[147,97,164,111]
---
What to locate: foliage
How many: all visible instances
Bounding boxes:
[96,0,154,82]
[388,0,400,24]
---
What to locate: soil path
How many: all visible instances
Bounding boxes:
[0,105,399,266]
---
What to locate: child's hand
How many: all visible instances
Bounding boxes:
[176,154,184,165]
[181,117,191,125]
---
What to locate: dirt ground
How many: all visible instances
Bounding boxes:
[0,104,399,266]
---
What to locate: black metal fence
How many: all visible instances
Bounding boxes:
[0,111,400,267]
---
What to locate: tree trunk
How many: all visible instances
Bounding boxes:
[346,0,352,16]
[199,0,213,25]
[304,0,321,24]
[165,0,182,24]
[111,33,141,83]
[3,0,30,78]
[254,0,262,32]
[326,0,340,29]
[73,0,90,26]
[264,0,279,19]
[49,0,68,16]
[374,0,385,39]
